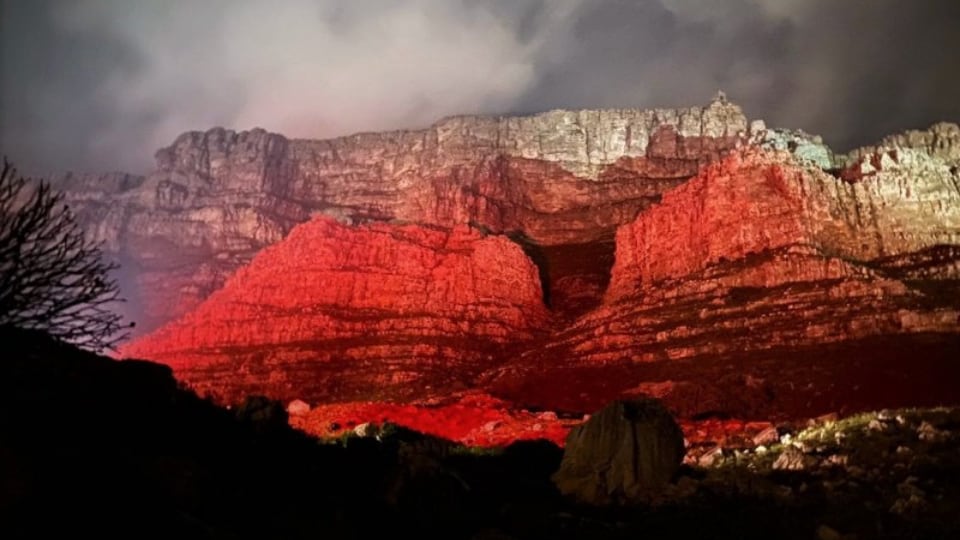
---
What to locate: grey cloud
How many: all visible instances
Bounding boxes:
[1,0,958,174]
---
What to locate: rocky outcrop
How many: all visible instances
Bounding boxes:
[839,122,960,169]
[485,148,960,419]
[606,148,960,301]
[759,126,835,169]
[60,98,960,430]
[553,399,685,504]
[121,217,549,403]
[60,96,753,331]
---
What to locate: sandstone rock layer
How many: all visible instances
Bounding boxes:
[487,148,960,419]
[122,218,549,403]
[68,101,960,431]
[61,97,751,332]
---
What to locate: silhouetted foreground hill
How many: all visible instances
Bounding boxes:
[0,327,564,539]
[0,327,359,538]
[2,327,960,539]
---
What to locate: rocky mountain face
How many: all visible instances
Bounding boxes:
[121,217,549,403]
[839,122,960,170]
[486,147,960,419]
[59,95,751,332]
[57,96,960,439]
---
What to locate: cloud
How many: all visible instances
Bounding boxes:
[1,0,958,174]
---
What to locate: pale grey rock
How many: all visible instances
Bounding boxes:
[286,399,311,416]
[917,421,948,442]
[840,122,960,168]
[772,446,814,471]
[761,128,835,169]
[752,426,779,446]
[353,422,377,438]
[698,446,725,467]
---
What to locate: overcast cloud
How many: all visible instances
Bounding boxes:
[1,0,958,173]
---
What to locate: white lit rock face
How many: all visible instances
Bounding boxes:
[839,122,960,169]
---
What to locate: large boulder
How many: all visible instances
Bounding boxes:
[552,399,685,504]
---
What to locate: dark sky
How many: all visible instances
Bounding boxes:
[2,0,959,174]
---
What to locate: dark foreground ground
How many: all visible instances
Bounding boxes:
[1,327,959,539]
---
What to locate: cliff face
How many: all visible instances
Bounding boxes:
[61,99,960,426]
[606,147,960,301]
[486,147,960,418]
[839,122,960,169]
[60,96,751,332]
[121,217,549,403]
[121,141,960,418]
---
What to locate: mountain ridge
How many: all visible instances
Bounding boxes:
[49,97,960,441]
[58,96,763,332]
[119,144,960,424]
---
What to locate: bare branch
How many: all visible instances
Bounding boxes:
[0,157,133,351]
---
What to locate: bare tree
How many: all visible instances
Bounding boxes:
[0,158,132,351]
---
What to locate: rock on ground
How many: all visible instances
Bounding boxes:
[552,399,685,504]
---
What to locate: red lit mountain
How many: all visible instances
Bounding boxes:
[58,95,752,332]
[122,218,549,403]
[486,148,960,419]
[58,97,960,443]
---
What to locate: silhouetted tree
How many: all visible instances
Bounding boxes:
[0,158,131,351]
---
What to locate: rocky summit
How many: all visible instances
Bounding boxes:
[55,96,960,441]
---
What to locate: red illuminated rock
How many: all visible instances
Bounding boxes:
[288,393,576,447]
[59,96,752,331]
[61,99,960,437]
[486,148,960,418]
[122,217,549,403]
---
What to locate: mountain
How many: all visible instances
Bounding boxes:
[57,94,754,332]
[121,217,549,404]
[55,96,960,441]
[486,146,960,418]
